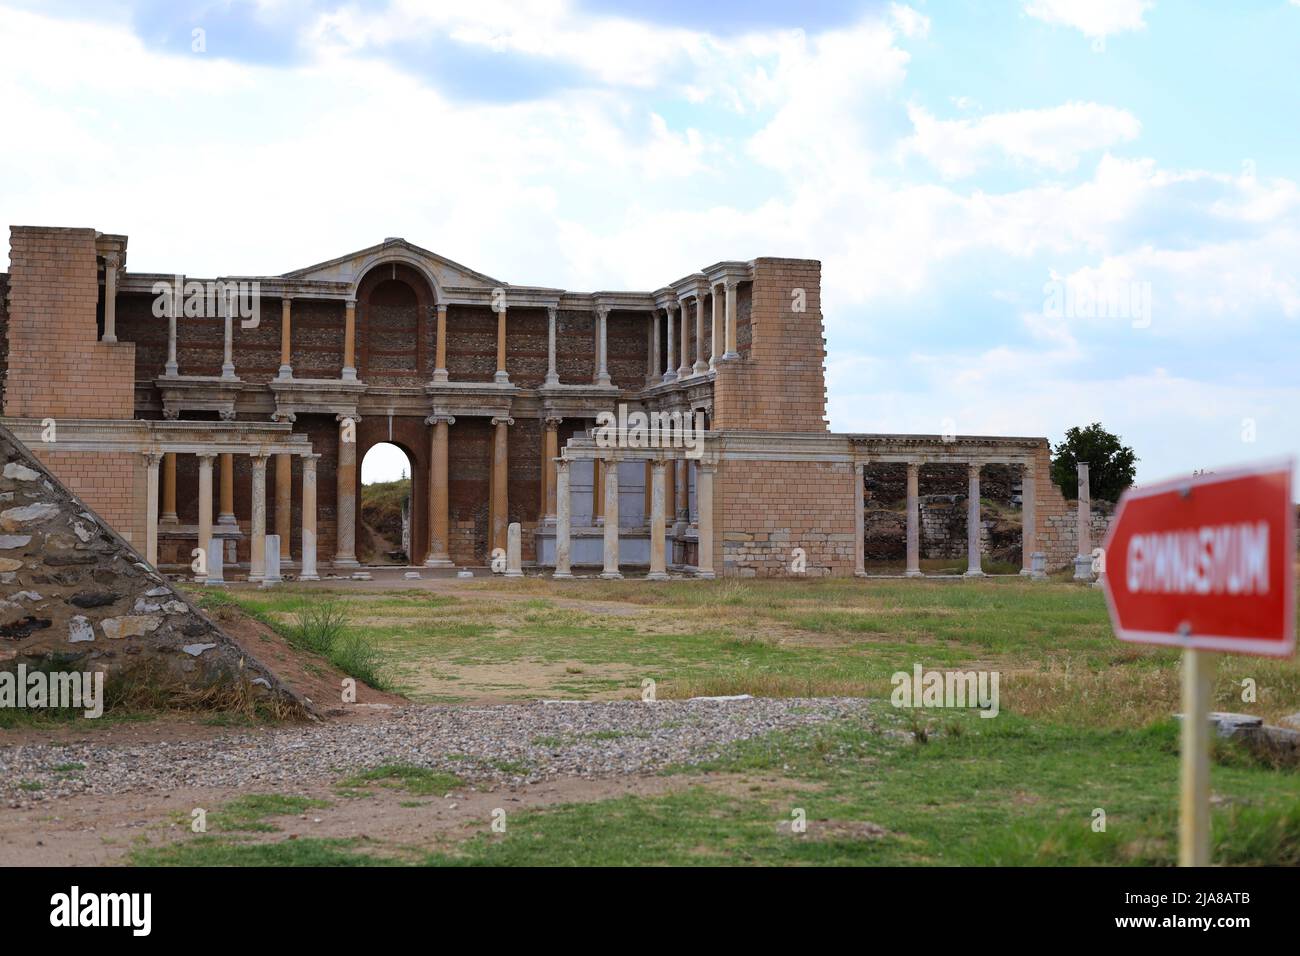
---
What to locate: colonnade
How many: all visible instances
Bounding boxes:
[852,460,1039,578]
[141,448,319,581]
[552,455,715,580]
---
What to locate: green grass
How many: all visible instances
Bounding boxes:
[203,576,1299,727]
[135,576,1298,867]
[210,793,331,833]
[139,711,1300,866]
[336,765,463,797]
[193,589,393,691]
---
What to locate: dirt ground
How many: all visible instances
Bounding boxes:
[0,771,713,866]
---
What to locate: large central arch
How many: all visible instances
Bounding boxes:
[355,260,438,385]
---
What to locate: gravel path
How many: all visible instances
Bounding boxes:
[1,697,878,804]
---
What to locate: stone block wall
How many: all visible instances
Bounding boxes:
[712,258,829,433]
[0,424,298,709]
[715,458,857,577]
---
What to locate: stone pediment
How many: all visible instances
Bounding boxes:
[281,238,503,292]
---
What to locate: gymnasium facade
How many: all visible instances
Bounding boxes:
[0,225,1081,580]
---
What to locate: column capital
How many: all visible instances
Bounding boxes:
[250,452,270,467]
[336,413,361,425]
[724,276,739,291]
[300,452,321,464]
[544,415,562,429]
[556,457,570,473]
[281,293,294,304]
[345,297,357,307]
[271,410,296,423]
[664,301,677,315]
[196,451,218,463]
[424,414,456,426]
[143,451,163,467]
[491,416,515,428]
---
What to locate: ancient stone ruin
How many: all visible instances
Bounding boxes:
[0,424,298,712]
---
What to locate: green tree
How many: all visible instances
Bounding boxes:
[1051,424,1138,502]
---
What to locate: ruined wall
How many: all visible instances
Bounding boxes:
[712,259,828,433]
[715,458,857,577]
[0,425,298,708]
[4,227,135,420]
[0,273,9,411]
[4,228,143,547]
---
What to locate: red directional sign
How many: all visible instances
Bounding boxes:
[1102,460,1295,658]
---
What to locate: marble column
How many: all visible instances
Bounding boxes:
[696,461,715,578]
[600,457,622,579]
[277,296,293,379]
[709,285,721,370]
[300,454,320,580]
[674,459,688,532]
[334,415,359,567]
[197,453,215,582]
[853,462,866,578]
[102,252,119,343]
[490,416,511,552]
[965,462,984,577]
[218,453,237,526]
[220,294,236,380]
[144,452,161,568]
[592,457,603,524]
[677,298,691,379]
[663,304,678,383]
[1074,461,1093,580]
[693,292,708,375]
[425,415,454,567]
[342,298,357,381]
[642,461,652,526]
[433,304,449,383]
[249,454,268,582]
[544,306,559,386]
[595,307,611,386]
[275,453,292,562]
[905,461,923,577]
[648,459,668,580]
[494,306,510,384]
[723,278,739,360]
[1021,462,1037,576]
[544,418,560,520]
[554,459,572,578]
[161,453,178,525]
[164,306,179,376]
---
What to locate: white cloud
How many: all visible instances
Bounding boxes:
[1023,0,1154,39]
[890,3,931,39]
[903,102,1142,178]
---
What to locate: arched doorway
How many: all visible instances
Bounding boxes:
[356,262,435,383]
[359,441,414,565]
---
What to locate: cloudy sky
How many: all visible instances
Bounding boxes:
[2,0,1297,488]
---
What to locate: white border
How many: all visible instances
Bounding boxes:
[1101,457,1296,659]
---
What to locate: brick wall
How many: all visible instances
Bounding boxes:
[4,226,135,419]
[716,458,857,577]
[712,258,828,432]
[27,447,143,545]
[0,272,8,409]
